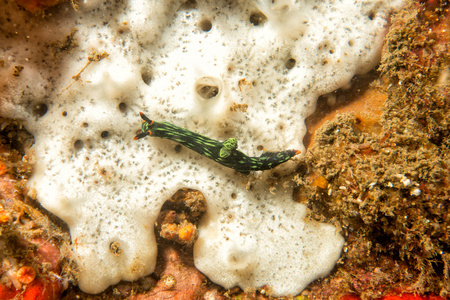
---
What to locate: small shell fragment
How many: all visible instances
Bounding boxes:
[410,187,421,196]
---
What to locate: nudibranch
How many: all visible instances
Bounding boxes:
[134,112,300,174]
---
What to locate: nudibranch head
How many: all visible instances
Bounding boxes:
[133,112,153,140]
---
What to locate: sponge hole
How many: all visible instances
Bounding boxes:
[197,85,219,99]
[199,19,212,32]
[180,0,197,10]
[249,11,267,26]
[174,144,182,153]
[285,58,296,70]
[109,241,123,256]
[32,103,48,118]
[194,76,222,100]
[74,140,84,150]
[101,131,109,138]
[141,67,152,85]
[118,102,128,113]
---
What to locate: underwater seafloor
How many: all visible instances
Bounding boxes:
[0,0,449,299]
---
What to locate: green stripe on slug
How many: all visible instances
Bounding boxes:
[134,112,300,174]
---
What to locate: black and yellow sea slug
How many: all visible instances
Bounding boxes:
[134,112,300,174]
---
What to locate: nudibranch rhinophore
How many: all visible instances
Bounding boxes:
[134,112,300,174]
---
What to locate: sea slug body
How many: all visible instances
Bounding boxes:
[134,112,300,174]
